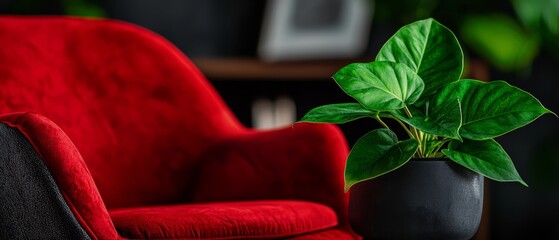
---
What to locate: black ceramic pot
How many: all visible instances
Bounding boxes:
[348,158,483,240]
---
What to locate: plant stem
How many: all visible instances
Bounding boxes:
[392,118,414,138]
[431,139,451,157]
[421,132,428,156]
[376,115,390,129]
[403,106,414,118]
[403,106,424,157]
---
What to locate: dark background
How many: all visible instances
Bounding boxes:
[1,0,557,239]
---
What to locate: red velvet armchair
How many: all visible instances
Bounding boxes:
[0,16,356,239]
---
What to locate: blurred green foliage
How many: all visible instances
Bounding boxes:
[460,14,539,72]
[373,0,559,73]
[62,0,105,18]
[2,0,105,18]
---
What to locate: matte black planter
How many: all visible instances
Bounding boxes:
[348,159,483,240]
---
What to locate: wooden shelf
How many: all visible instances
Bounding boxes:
[192,58,366,81]
[192,57,489,82]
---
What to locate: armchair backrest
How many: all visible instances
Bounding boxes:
[0,16,244,208]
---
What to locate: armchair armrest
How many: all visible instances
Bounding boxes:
[0,113,119,240]
[192,123,350,224]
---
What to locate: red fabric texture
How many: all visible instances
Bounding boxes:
[0,16,355,239]
[193,123,350,229]
[0,16,243,209]
[0,113,119,240]
[290,229,358,239]
[109,200,338,239]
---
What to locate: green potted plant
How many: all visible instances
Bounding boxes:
[298,18,556,239]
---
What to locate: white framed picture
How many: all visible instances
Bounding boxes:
[258,0,373,61]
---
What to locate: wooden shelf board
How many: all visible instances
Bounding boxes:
[192,58,488,81]
[192,58,367,81]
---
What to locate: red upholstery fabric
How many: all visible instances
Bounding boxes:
[0,113,119,240]
[0,16,243,209]
[193,123,349,227]
[0,16,355,239]
[110,200,338,239]
[290,229,358,239]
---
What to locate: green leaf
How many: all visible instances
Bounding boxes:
[376,18,463,99]
[298,103,377,124]
[391,99,462,140]
[442,139,527,186]
[333,61,424,111]
[344,129,418,191]
[432,79,554,140]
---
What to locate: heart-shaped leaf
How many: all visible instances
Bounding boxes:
[345,129,418,191]
[376,18,463,100]
[432,79,555,140]
[298,103,378,124]
[442,139,527,186]
[391,99,462,140]
[333,61,424,111]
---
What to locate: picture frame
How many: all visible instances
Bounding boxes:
[258,0,373,61]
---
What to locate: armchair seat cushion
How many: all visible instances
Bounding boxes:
[109,200,339,239]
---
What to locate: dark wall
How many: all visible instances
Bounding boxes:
[489,53,559,239]
[102,0,265,57]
